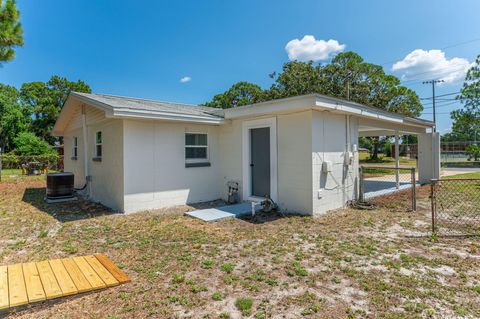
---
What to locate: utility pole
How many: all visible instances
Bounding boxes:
[423,79,444,132]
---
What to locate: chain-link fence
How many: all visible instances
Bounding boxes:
[431,178,480,236]
[359,166,417,211]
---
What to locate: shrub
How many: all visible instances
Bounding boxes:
[466,145,480,161]
[13,132,56,156]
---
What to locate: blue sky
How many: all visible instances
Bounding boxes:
[1,0,479,133]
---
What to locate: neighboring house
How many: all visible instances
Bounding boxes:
[52,92,439,215]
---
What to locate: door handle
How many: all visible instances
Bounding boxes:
[250,164,254,167]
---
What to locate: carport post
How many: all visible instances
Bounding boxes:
[395,130,400,189]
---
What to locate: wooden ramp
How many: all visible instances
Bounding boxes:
[0,254,130,311]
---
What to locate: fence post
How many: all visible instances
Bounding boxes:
[430,180,436,234]
[411,167,416,211]
[359,166,364,202]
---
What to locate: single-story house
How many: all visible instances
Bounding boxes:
[52,92,440,215]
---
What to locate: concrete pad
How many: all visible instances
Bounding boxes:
[185,202,262,222]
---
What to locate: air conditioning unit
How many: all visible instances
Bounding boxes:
[46,172,77,203]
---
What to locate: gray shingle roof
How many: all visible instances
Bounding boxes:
[72,92,224,119]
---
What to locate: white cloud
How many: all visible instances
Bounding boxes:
[285,35,345,62]
[180,76,192,83]
[392,49,471,84]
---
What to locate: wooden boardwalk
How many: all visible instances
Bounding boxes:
[0,254,130,310]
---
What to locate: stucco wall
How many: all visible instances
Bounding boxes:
[63,104,124,211]
[311,111,359,215]
[123,119,223,213]
[217,112,313,215]
[277,111,313,214]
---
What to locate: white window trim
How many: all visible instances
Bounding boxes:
[185,132,209,163]
[242,117,278,202]
[72,137,78,158]
[94,131,102,158]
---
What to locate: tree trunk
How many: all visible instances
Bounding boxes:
[370,137,379,160]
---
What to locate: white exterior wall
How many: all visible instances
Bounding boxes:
[218,112,313,215]
[63,104,124,211]
[276,111,313,214]
[122,119,223,213]
[311,111,359,215]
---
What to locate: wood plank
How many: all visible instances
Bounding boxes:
[73,257,106,289]
[48,259,77,296]
[7,264,28,307]
[0,266,8,310]
[94,254,130,284]
[22,262,46,302]
[36,261,63,299]
[61,258,92,293]
[84,255,119,287]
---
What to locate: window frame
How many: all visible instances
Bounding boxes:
[185,132,209,165]
[72,136,78,160]
[93,131,102,161]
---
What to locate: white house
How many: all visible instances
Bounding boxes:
[52,92,439,215]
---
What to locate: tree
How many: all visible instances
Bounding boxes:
[465,145,480,161]
[203,82,264,109]
[204,52,423,159]
[20,75,91,144]
[266,52,422,117]
[13,132,55,156]
[0,83,27,152]
[446,55,480,143]
[0,0,23,63]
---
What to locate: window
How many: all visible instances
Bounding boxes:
[94,131,102,161]
[72,137,78,160]
[185,133,209,167]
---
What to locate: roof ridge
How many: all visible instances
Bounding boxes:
[74,92,217,110]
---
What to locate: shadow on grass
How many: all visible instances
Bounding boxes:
[22,187,117,222]
[237,211,289,224]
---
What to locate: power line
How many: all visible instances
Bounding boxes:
[421,92,459,99]
[423,101,459,109]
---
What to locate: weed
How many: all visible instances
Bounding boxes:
[235,297,253,316]
[220,262,235,274]
[212,291,223,301]
[38,229,48,238]
[202,259,214,269]
[219,311,230,319]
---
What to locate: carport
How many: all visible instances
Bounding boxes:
[358,116,439,199]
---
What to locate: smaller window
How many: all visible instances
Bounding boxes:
[185,133,209,165]
[94,131,102,160]
[72,137,78,159]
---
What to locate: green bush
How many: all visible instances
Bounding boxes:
[13,132,56,156]
[466,145,480,161]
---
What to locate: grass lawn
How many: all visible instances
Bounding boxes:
[0,169,50,182]
[444,172,480,179]
[0,179,479,318]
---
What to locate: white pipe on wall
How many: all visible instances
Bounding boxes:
[81,105,89,197]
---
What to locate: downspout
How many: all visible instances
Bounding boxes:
[82,105,90,197]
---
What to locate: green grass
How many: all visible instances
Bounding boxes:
[0,168,52,182]
[444,172,480,179]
